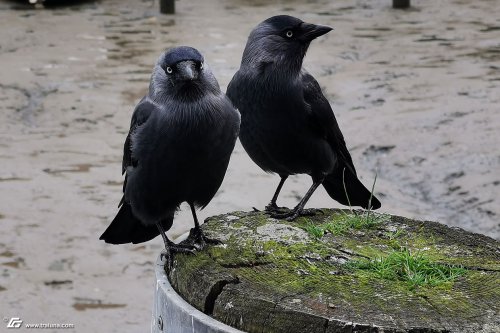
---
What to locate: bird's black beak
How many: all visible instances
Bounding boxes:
[300,23,333,42]
[177,60,198,81]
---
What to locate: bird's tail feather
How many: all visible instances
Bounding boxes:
[100,202,171,244]
[323,169,381,210]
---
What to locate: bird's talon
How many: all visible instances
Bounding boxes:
[269,211,293,220]
[160,251,175,271]
[270,207,322,221]
[299,208,323,217]
[181,228,222,251]
[264,203,278,212]
[265,203,290,215]
[171,244,197,254]
[204,237,223,245]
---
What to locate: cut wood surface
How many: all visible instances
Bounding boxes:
[167,210,500,333]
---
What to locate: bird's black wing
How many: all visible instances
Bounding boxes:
[302,73,381,209]
[102,97,168,244]
[302,72,356,175]
[122,97,153,175]
[119,97,155,207]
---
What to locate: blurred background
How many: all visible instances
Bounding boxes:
[0,0,498,331]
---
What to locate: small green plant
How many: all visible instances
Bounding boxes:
[334,171,388,234]
[301,172,388,238]
[385,229,405,249]
[302,211,389,238]
[347,247,467,289]
[334,212,388,234]
[303,222,325,239]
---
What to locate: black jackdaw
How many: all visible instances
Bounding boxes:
[100,46,240,263]
[226,15,381,220]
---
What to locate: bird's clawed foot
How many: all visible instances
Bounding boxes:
[252,203,289,214]
[299,208,324,216]
[264,202,290,215]
[161,243,197,270]
[181,227,222,251]
[270,207,324,221]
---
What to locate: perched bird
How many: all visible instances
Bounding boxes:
[226,15,380,220]
[100,46,240,264]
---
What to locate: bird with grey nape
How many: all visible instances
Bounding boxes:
[100,46,240,266]
[226,15,381,221]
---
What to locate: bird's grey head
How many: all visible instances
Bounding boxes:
[242,15,332,74]
[150,46,220,102]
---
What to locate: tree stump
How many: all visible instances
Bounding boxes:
[167,210,500,333]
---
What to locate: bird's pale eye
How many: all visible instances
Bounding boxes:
[166,66,173,74]
[286,30,293,38]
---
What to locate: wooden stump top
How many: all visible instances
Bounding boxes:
[167,210,500,333]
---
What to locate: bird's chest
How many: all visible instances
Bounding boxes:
[143,111,223,163]
[173,124,222,160]
[241,93,306,148]
[239,92,313,175]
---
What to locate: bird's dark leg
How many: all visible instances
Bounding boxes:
[270,180,324,221]
[264,175,290,213]
[181,203,222,250]
[156,222,196,270]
